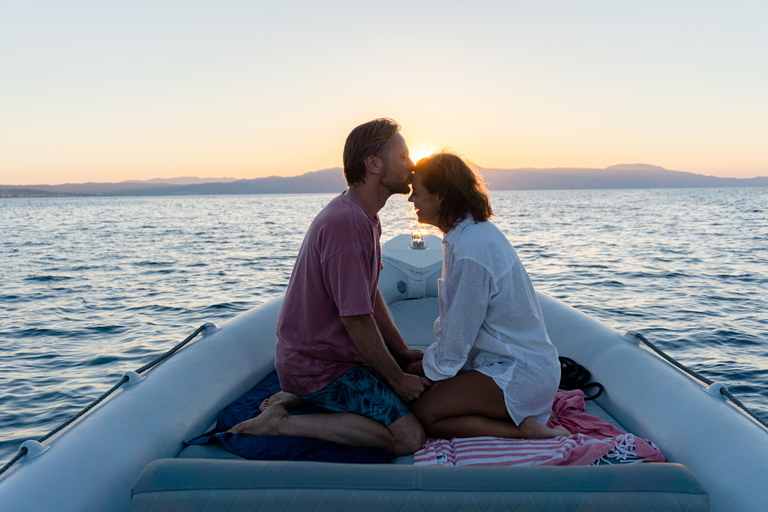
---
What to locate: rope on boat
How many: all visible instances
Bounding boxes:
[0,323,211,478]
[630,331,768,430]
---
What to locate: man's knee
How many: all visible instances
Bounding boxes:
[388,413,425,456]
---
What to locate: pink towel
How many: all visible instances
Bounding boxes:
[413,390,664,467]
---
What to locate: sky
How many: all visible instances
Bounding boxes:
[2,1,767,186]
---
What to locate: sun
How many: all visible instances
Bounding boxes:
[409,145,437,164]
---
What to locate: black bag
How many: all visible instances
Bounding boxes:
[558,356,604,401]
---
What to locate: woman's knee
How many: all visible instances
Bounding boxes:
[408,393,443,430]
[410,408,439,433]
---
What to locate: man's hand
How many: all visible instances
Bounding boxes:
[340,313,431,402]
[394,347,424,371]
[404,359,426,378]
[390,372,432,403]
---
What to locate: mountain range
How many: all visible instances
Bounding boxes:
[2,164,766,198]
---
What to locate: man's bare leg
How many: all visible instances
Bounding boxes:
[229,405,424,456]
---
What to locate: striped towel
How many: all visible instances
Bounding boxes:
[414,390,664,467]
[414,433,650,466]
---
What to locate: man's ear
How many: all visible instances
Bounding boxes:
[364,154,382,175]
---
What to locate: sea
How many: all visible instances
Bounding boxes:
[2,187,767,464]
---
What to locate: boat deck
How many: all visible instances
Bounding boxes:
[139,297,710,512]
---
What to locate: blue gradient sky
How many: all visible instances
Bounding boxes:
[2,1,767,185]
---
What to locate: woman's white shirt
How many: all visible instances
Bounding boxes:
[421,215,560,425]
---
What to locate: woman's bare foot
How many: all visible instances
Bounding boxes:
[519,416,571,439]
[229,404,289,436]
[258,391,310,412]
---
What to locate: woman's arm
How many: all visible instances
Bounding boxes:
[423,258,492,381]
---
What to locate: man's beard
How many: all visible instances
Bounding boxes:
[381,160,411,195]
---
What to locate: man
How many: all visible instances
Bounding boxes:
[230,118,430,456]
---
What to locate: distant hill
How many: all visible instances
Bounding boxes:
[1,176,240,197]
[0,187,83,198]
[479,164,768,190]
[114,168,349,196]
[2,164,766,197]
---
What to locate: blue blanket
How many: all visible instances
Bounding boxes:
[185,371,393,463]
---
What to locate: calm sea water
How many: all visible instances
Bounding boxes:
[2,188,767,463]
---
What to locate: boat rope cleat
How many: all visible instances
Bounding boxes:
[122,371,146,387]
[18,440,49,461]
[202,322,219,337]
[620,331,642,344]
[704,382,729,397]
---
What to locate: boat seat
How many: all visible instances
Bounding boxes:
[132,458,708,512]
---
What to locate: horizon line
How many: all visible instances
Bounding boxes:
[4,163,768,188]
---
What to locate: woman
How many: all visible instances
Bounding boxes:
[407,152,569,440]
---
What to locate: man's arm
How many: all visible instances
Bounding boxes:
[372,289,424,368]
[340,313,430,403]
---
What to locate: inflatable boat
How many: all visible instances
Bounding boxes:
[1,234,767,512]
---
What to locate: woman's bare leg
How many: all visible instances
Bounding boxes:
[409,370,569,439]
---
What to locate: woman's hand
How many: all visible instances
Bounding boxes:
[395,347,424,370]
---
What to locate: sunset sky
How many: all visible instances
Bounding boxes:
[2,1,767,186]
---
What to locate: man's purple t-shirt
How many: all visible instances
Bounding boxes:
[275,192,382,396]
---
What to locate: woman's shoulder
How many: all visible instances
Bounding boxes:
[454,217,505,244]
[452,219,514,262]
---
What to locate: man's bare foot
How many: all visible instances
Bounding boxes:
[519,416,571,439]
[258,391,310,412]
[229,404,288,436]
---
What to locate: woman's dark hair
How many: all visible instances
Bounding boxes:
[413,152,493,230]
[343,118,400,186]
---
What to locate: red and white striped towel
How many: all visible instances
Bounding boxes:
[414,433,647,466]
[414,390,664,467]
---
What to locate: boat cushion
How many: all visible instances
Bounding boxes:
[183,371,393,464]
[132,459,709,512]
[177,442,245,460]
